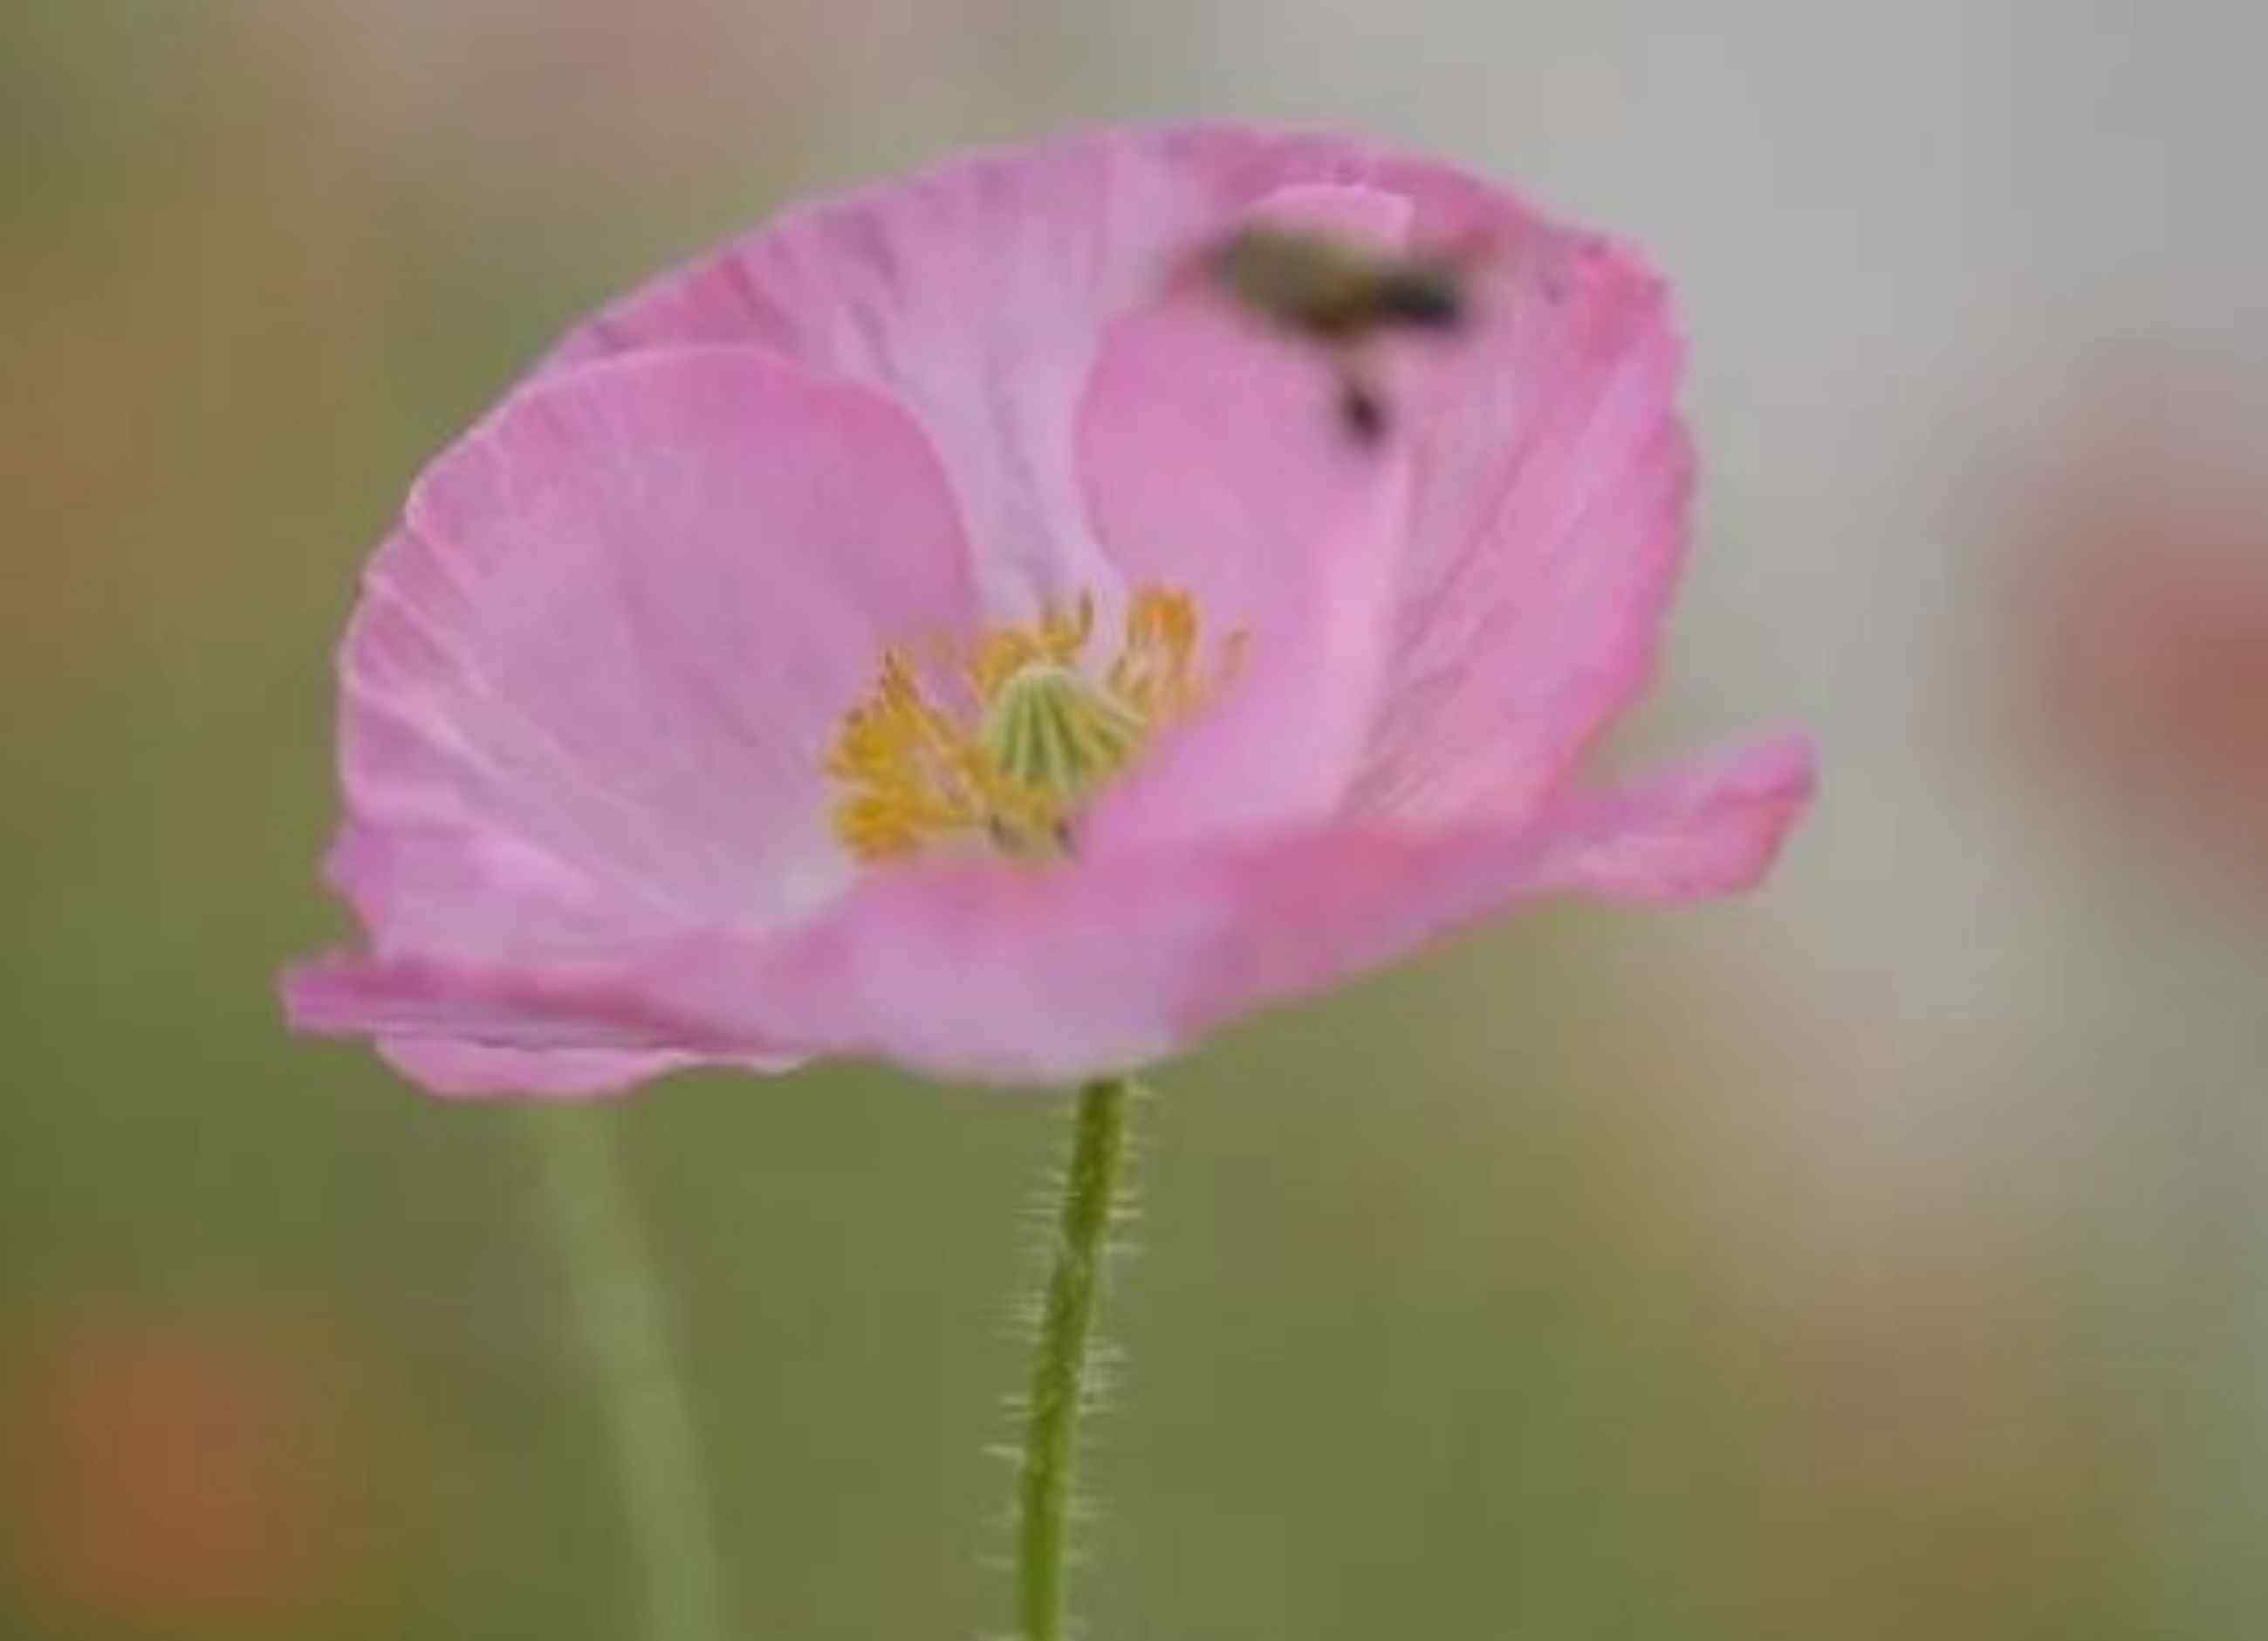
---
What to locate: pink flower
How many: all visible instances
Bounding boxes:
[282,125,1814,1093]
[2011,375,2268,884]
[2,1302,397,1630]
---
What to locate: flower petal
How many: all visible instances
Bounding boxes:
[1073,181,1414,844]
[282,949,799,1097]
[1062,129,1696,845]
[290,730,1811,1088]
[1347,221,1693,824]
[1131,131,1705,836]
[540,131,1218,612]
[536,124,1688,844]
[327,345,979,973]
[1513,732,1818,902]
[374,1043,756,1100]
[749,735,1809,1081]
[535,125,1554,627]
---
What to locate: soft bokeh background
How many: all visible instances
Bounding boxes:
[6,3,2264,1635]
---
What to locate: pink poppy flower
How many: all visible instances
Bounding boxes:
[282,125,1814,1093]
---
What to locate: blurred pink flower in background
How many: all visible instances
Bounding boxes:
[0,1301,403,1634]
[284,126,1813,1092]
[2012,366,2268,886]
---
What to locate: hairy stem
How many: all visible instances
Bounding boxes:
[1015,1076,1134,1640]
[534,1106,729,1641]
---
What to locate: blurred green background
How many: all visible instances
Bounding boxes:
[5,3,2265,1636]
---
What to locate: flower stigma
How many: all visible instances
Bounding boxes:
[827,589,1242,864]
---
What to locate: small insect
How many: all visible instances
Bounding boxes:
[1195,224,1484,444]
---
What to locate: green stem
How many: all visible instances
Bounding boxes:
[534,1106,730,1641]
[1015,1077,1135,1641]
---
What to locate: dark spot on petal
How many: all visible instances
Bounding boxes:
[1340,381,1388,445]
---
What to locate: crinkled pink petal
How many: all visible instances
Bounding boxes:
[329,345,976,945]
[377,1042,786,1101]
[287,951,739,1053]
[286,733,1812,1086]
[289,345,984,1088]
[1514,731,1818,901]
[1149,131,1703,836]
[532,125,1701,846]
[1072,183,1415,843]
[741,733,1816,1081]
[287,945,805,1092]
[1128,127,1701,825]
[1349,228,1691,824]
[537,126,1488,619]
[288,955,791,1094]
[539,131,1214,612]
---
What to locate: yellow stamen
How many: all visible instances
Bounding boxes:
[826,587,1237,865]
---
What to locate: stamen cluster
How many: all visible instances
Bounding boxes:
[828,589,1240,864]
